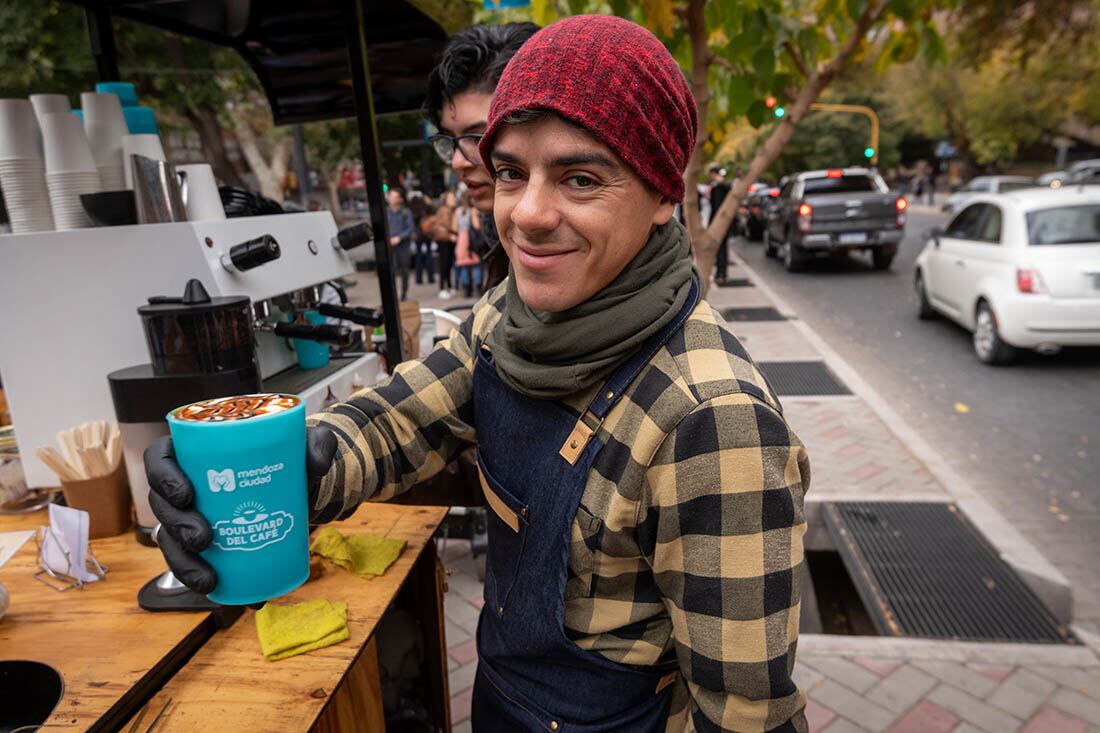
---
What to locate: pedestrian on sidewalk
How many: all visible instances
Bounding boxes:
[433,190,458,299]
[426,22,540,293]
[144,15,810,733]
[453,192,481,298]
[708,163,733,283]
[410,192,437,286]
[385,187,414,301]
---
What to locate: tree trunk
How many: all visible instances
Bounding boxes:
[234,117,293,202]
[687,0,889,294]
[162,35,246,189]
[327,181,342,221]
[1058,119,1100,148]
[185,106,247,189]
[680,0,712,251]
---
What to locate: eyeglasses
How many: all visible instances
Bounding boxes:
[429,133,484,166]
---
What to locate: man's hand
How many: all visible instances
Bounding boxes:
[144,426,340,594]
[389,235,400,246]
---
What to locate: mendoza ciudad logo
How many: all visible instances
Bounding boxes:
[207,461,286,493]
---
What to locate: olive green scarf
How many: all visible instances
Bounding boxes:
[487,219,697,400]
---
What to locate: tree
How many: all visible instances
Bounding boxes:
[483,0,946,292]
[0,1,277,190]
[886,0,1099,171]
[304,119,360,219]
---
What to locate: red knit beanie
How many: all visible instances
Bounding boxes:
[478,15,697,203]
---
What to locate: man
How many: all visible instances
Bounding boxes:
[146,15,809,733]
[425,22,538,290]
[408,192,436,286]
[385,187,415,301]
[708,164,733,283]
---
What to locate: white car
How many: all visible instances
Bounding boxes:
[942,176,1037,214]
[914,187,1100,363]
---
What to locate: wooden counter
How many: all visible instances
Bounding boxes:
[0,508,222,730]
[0,503,451,732]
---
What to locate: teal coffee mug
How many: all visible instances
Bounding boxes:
[167,393,309,605]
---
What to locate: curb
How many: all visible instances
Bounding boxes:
[730,254,1075,625]
[799,633,1099,666]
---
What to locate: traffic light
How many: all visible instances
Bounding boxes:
[775,107,785,118]
[765,96,777,109]
[864,147,875,159]
[765,96,785,118]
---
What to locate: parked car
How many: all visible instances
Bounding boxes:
[1065,160,1100,185]
[737,181,779,240]
[942,176,1037,214]
[1038,170,1066,187]
[914,187,1100,363]
[763,168,907,271]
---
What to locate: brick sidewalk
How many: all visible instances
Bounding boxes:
[435,534,1100,733]
[346,264,1099,732]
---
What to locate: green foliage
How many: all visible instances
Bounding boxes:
[887,0,1099,170]
[750,92,909,176]
[0,2,95,100]
[0,1,260,136]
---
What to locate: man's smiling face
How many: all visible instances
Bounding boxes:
[439,91,495,213]
[490,115,675,313]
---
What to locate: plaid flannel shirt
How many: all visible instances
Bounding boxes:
[309,283,810,733]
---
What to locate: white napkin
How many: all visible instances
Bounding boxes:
[41,504,102,583]
[0,529,33,568]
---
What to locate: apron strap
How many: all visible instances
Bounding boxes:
[559,279,701,465]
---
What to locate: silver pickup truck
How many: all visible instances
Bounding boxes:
[763,168,907,271]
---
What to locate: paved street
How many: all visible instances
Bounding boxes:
[732,207,1100,634]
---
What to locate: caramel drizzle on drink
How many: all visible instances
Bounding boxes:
[177,394,298,422]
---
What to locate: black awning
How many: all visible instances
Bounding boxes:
[64,0,449,124]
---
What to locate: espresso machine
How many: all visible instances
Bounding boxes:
[0,211,386,494]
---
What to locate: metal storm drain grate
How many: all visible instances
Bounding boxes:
[824,502,1074,643]
[716,278,754,288]
[757,361,851,396]
[720,306,786,321]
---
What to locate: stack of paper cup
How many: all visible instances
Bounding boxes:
[0,99,55,233]
[42,112,102,230]
[122,133,166,189]
[81,92,127,191]
[30,94,72,125]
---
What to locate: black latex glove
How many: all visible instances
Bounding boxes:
[144,426,339,594]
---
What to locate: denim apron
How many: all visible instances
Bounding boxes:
[470,281,699,732]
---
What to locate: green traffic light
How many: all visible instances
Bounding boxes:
[774,107,785,118]
[864,147,875,158]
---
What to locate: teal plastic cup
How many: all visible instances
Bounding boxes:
[292,311,331,370]
[167,393,309,605]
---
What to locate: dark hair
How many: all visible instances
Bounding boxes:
[425,23,540,126]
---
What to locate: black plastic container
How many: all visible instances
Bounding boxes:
[138,279,257,376]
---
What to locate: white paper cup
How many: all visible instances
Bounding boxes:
[121,133,165,189]
[0,157,54,232]
[97,164,125,191]
[30,94,71,125]
[81,93,126,178]
[176,164,225,221]
[0,99,43,161]
[41,113,97,174]
[47,169,101,229]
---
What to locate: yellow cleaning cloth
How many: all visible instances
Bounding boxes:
[310,527,407,579]
[255,599,349,661]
